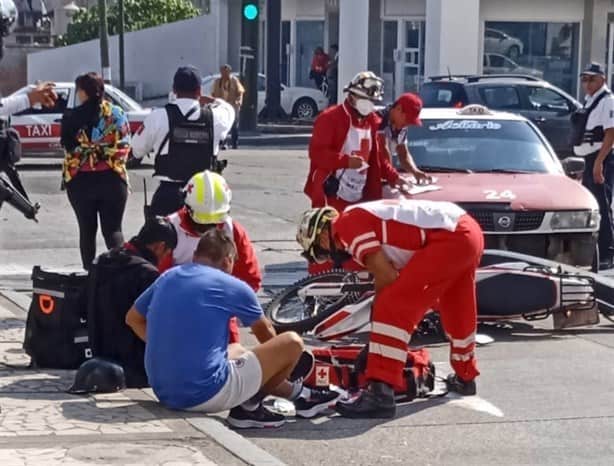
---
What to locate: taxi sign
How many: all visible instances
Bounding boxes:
[457,104,493,116]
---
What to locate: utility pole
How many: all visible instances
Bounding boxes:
[260,0,287,120]
[98,0,111,83]
[239,1,260,132]
[118,0,125,90]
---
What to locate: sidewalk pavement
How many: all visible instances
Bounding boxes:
[0,294,286,466]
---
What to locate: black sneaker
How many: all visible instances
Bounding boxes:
[227,404,286,429]
[294,388,341,418]
[445,374,477,396]
[335,382,396,419]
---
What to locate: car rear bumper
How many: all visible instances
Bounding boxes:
[483,232,597,267]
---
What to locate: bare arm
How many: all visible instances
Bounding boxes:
[364,250,399,293]
[597,128,614,164]
[125,306,147,342]
[250,316,277,343]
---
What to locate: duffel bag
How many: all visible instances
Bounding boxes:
[303,344,435,402]
[23,266,91,369]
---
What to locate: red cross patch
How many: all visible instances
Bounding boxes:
[315,365,330,386]
[186,183,194,194]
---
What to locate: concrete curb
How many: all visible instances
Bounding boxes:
[187,418,287,466]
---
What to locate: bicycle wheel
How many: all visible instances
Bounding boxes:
[265,270,363,334]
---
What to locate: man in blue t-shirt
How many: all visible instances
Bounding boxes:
[126,229,339,428]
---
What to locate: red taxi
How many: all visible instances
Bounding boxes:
[392,105,599,268]
[8,82,150,157]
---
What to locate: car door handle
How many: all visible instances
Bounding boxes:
[532,117,546,123]
[54,118,62,123]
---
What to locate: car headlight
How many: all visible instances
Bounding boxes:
[550,210,600,230]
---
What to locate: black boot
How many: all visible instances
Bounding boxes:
[445,374,477,396]
[335,381,396,419]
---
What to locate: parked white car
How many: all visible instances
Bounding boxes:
[8,83,150,157]
[484,28,524,60]
[483,53,543,78]
[201,73,329,119]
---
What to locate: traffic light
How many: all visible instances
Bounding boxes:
[243,2,259,21]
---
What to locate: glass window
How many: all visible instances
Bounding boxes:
[478,86,522,110]
[406,119,559,173]
[484,22,580,95]
[420,83,469,108]
[527,87,570,112]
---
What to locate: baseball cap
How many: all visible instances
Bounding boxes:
[173,66,202,93]
[580,62,606,77]
[395,93,423,126]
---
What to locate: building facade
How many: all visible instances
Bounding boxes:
[243,0,614,102]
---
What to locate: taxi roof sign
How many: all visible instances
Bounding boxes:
[457,104,494,116]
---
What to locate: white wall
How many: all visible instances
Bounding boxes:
[338,0,370,100]
[281,0,325,20]
[425,0,481,77]
[27,14,221,99]
[382,0,426,17]
[480,0,584,21]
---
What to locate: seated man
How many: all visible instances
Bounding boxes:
[159,170,261,343]
[126,230,339,428]
[88,216,177,388]
[296,199,483,418]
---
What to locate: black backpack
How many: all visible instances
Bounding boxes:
[23,267,91,369]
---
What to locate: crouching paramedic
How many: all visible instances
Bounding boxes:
[296,198,484,418]
[158,170,261,343]
[126,230,338,428]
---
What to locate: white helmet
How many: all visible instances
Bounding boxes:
[296,207,339,263]
[183,171,231,224]
[343,71,384,102]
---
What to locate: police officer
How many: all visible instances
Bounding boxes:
[131,66,235,217]
[573,62,614,268]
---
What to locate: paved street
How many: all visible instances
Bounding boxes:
[1,149,614,465]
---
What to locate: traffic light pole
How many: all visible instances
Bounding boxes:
[239,1,259,132]
[98,0,111,83]
[260,0,287,120]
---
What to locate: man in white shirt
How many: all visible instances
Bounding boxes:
[573,62,614,268]
[131,66,235,217]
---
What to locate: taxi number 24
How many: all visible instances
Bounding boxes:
[483,189,516,200]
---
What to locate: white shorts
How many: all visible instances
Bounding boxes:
[187,351,262,413]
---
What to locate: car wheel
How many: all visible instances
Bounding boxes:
[292,98,318,120]
[507,45,520,61]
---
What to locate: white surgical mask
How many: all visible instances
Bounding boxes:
[354,98,375,116]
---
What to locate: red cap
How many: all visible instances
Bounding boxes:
[395,93,423,126]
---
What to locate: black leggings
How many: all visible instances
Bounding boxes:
[66,171,128,269]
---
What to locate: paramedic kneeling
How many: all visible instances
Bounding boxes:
[297,199,483,418]
[125,229,305,427]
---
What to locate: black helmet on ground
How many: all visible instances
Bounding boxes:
[67,358,126,394]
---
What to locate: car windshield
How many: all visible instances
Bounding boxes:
[407,119,560,174]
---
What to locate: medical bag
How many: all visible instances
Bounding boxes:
[303,344,435,401]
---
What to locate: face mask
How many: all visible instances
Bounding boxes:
[355,98,375,116]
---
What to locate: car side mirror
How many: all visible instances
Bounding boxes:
[562,157,585,177]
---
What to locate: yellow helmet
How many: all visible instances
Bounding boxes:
[296,207,339,263]
[183,171,231,224]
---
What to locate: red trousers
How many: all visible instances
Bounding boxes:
[366,215,484,388]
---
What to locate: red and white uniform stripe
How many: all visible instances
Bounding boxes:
[333,199,483,388]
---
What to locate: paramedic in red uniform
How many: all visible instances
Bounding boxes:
[158,170,261,344]
[296,199,484,418]
[304,71,404,214]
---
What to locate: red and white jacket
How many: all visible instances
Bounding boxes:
[333,199,465,269]
[158,208,262,291]
[305,100,400,208]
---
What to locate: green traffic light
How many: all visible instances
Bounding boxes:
[243,3,259,20]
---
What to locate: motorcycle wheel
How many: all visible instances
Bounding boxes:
[265,270,363,334]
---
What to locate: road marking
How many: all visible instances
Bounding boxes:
[444,392,504,418]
